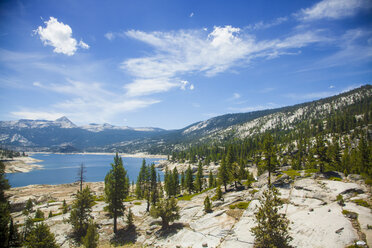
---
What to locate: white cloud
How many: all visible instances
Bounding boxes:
[329,85,335,89]
[35,17,89,56]
[232,93,241,99]
[11,111,65,120]
[33,81,41,87]
[298,0,371,21]
[105,32,115,40]
[121,26,328,97]
[189,84,194,90]
[247,17,288,30]
[229,103,280,112]
[24,80,160,124]
[190,12,194,17]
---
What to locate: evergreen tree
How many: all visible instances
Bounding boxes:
[69,186,94,238]
[208,171,214,188]
[126,208,134,229]
[8,218,21,247]
[62,200,68,214]
[104,153,129,233]
[194,162,203,193]
[246,170,255,188]
[229,162,241,189]
[251,187,293,248]
[35,209,44,219]
[180,171,185,192]
[0,161,11,248]
[204,196,212,213]
[22,217,34,242]
[24,198,33,215]
[214,185,222,200]
[185,165,194,194]
[24,223,59,248]
[150,164,159,206]
[315,134,327,173]
[218,157,229,192]
[172,167,180,196]
[150,197,180,229]
[136,159,147,199]
[82,220,99,248]
[48,211,53,218]
[262,134,277,185]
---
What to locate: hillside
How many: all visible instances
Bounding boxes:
[0,85,371,154]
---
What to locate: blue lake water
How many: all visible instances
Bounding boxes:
[6,153,164,188]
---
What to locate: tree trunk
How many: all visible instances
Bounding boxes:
[162,219,168,229]
[268,170,271,186]
[224,183,227,192]
[113,210,117,233]
[146,199,150,212]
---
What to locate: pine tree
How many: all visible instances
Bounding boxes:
[69,186,94,238]
[172,167,180,195]
[218,157,229,192]
[204,196,212,213]
[24,222,59,248]
[136,159,147,199]
[82,220,99,248]
[246,170,255,188]
[150,197,180,229]
[150,164,158,206]
[62,199,68,214]
[35,209,44,219]
[262,134,277,185]
[22,216,34,242]
[126,208,134,229]
[251,187,293,248]
[208,171,214,188]
[229,162,240,189]
[194,162,203,193]
[104,153,129,233]
[0,161,11,248]
[8,218,21,247]
[48,211,53,218]
[185,165,194,194]
[180,171,185,192]
[315,134,327,173]
[24,198,33,215]
[214,185,222,200]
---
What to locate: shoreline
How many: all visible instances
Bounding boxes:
[2,156,43,173]
[28,151,167,159]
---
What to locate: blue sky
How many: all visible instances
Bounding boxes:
[0,0,371,129]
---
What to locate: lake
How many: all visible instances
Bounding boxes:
[6,153,164,188]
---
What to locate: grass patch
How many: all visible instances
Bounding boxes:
[93,195,105,201]
[124,196,136,202]
[179,187,213,201]
[133,201,141,205]
[342,210,358,219]
[305,168,319,174]
[365,178,372,186]
[352,199,370,208]
[283,170,301,179]
[250,189,258,195]
[276,174,283,179]
[229,201,250,210]
[330,177,342,181]
[32,218,44,222]
[47,200,56,203]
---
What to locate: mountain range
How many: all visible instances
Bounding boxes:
[1,85,371,153]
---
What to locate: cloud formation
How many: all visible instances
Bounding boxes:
[298,0,371,21]
[121,26,329,97]
[35,17,89,56]
[20,80,160,123]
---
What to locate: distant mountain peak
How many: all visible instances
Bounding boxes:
[55,116,77,128]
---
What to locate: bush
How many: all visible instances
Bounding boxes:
[352,199,370,208]
[34,209,44,219]
[204,196,212,213]
[282,170,300,179]
[133,201,141,205]
[365,179,372,186]
[342,210,358,219]
[330,177,341,181]
[336,194,344,206]
[229,202,250,210]
[150,198,180,229]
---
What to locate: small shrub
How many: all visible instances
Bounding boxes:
[250,189,258,195]
[124,196,136,202]
[204,196,212,213]
[330,177,342,181]
[47,200,56,203]
[133,201,142,205]
[336,194,344,206]
[93,195,105,201]
[283,170,300,179]
[305,168,319,174]
[34,209,44,219]
[229,201,250,210]
[367,224,372,230]
[342,210,358,219]
[365,179,372,186]
[352,199,370,208]
[32,218,44,222]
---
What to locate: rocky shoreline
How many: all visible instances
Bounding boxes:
[2,156,43,173]
[5,169,372,248]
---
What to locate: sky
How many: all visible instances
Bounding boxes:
[0,0,371,129]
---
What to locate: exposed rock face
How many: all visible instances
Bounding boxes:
[5,176,371,247]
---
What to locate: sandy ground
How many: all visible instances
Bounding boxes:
[2,156,43,173]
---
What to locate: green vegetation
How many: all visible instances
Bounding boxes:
[204,196,212,213]
[104,153,130,233]
[251,187,293,248]
[282,170,301,179]
[330,177,342,181]
[352,199,370,208]
[342,210,358,219]
[365,179,372,186]
[133,201,142,205]
[92,195,104,202]
[336,194,344,206]
[82,220,99,248]
[69,186,94,240]
[178,187,212,201]
[24,222,59,248]
[126,208,134,228]
[229,201,250,210]
[150,197,180,229]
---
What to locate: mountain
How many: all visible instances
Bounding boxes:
[0,85,371,153]
[0,117,167,152]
